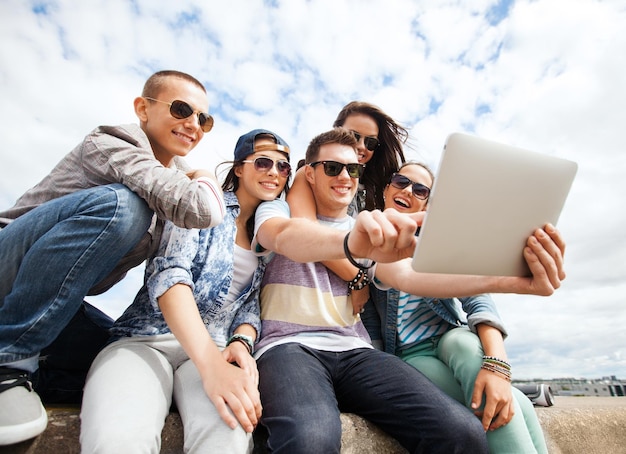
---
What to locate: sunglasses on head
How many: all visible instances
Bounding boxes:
[144,97,214,132]
[351,131,379,151]
[309,161,365,179]
[242,156,291,178]
[390,173,431,200]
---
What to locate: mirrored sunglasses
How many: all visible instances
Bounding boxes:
[309,160,365,179]
[242,156,291,178]
[390,173,431,200]
[351,131,379,151]
[144,97,214,132]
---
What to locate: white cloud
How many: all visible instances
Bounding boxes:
[1,0,625,379]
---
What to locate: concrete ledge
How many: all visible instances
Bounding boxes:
[1,397,625,453]
[535,397,626,454]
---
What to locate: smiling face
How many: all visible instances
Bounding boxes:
[135,76,210,167]
[235,138,290,206]
[305,142,359,218]
[340,113,379,164]
[383,163,434,213]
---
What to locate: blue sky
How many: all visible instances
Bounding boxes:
[1,0,625,380]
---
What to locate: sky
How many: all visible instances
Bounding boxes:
[1,0,625,381]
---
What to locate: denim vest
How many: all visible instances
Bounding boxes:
[363,286,507,355]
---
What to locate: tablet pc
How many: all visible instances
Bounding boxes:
[411,132,577,276]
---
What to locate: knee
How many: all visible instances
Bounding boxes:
[78,185,152,256]
[185,423,251,452]
[80,416,161,454]
[440,328,482,358]
[434,416,488,453]
[79,184,152,235]
[81,434,159,454]
[265,419,341,454]
[458,420,489,453]
[277,429,341,454]
[105,184,152,233]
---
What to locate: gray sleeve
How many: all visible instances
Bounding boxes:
[85,125,223,229]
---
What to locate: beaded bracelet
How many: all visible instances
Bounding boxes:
[480,361,512,382]
[482,355,511,370]
[348,270,370,291]
[348,268,364,287]
[343,232,375,270]
[481,362,512,379]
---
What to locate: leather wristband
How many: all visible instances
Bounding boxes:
[343,232,375,270]
[226,333,255,355]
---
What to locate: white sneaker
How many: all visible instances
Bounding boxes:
[0,367,48,445]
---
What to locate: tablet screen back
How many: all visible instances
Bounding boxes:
[411,133,577,276]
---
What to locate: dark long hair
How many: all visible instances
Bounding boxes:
[334,101,408,211]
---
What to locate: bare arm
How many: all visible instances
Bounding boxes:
[286,167,317,219]
[285,169,361,272]
[186,169,221,184]
[158,284,261,433]
[376,224,566,298]
[256,208,421,264]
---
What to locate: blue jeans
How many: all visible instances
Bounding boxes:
[0,184,152,372]
[257,343,488,454]
[33,301,114,404]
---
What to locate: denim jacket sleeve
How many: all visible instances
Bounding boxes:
[137,192,261,343]
[146,221,200,308]
[457,294,508,338]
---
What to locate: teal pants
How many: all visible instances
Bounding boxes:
[399,328,548,454]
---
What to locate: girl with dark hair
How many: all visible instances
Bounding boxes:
[80,130,291,453]
[332,101,408,211]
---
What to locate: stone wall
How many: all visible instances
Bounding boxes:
[2,397,625,454]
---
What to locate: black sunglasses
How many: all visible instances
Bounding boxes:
[390,173,431,200]
[144,97,214,132]
[309,161,365,179]
[242,156,291,178]
[351,131,379,151]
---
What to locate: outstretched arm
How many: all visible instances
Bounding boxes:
[255,207,422,264]
[375,224,566,298]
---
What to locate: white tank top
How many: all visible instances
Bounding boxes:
[225,244,258,305]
